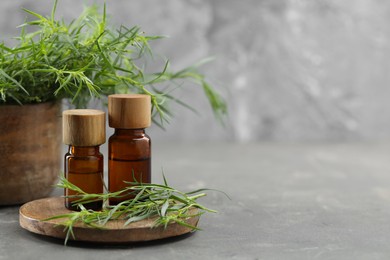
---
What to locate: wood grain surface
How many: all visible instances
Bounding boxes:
[62,109,106,146]
[19,197,200,243]
[108,94,151,129]
[0,102,61,205]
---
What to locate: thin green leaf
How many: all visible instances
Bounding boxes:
[0,69,29,95]
[51,0,59,21]
[44,172,225,245]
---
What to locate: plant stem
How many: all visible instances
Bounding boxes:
[45,174,220,245]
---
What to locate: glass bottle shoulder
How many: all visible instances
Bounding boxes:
[65,146,103,160]
[108,129,151,159]
[109,129,151,143]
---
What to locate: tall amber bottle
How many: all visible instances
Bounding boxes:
[108,94,151,205]
[63,109,105,211]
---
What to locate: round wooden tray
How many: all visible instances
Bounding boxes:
[19,197,200,243]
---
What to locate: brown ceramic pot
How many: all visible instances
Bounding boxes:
[0,102,61,205]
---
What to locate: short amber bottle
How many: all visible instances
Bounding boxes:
[63,109,106,211]
[108,94,151,205]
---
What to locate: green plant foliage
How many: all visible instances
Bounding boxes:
[46,174,223,245]
[0,1,227,124]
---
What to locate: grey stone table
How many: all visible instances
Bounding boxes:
[2,142,390,259]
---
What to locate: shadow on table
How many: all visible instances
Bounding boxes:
[26,230,196,248]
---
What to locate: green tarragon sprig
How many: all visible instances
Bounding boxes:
[0,0,227,125]
[45,175,219,245]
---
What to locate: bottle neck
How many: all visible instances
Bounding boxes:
[114,128,146,136]
[68,146,100,156]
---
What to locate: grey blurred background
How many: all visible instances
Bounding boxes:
[1,0,390,143]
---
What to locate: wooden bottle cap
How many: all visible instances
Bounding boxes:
[108,94,151,129]
[63,109,106,146]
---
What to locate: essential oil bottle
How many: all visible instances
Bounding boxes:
[62,109,106,211]
[108,94,151,205]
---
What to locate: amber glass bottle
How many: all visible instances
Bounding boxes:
[108,94,151,205]
[63,109,106,211]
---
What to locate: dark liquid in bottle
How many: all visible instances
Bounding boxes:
[108,129,151,205]
[65,171,104,211]
[64,146,103,211]
[108,158,151,204]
